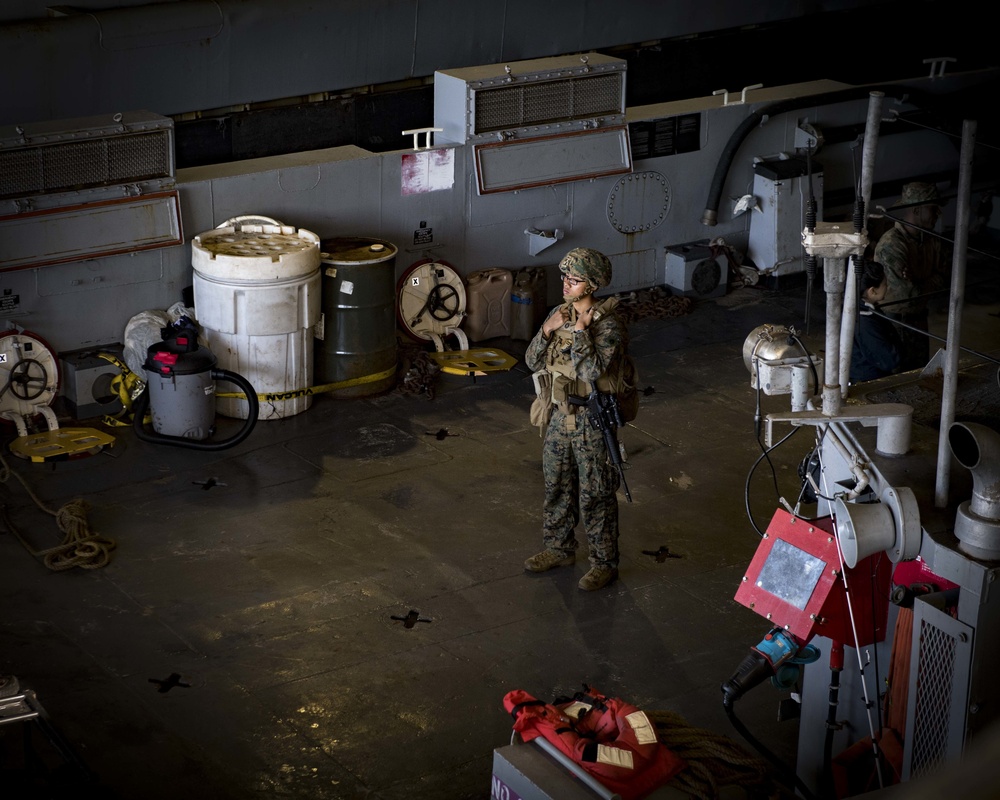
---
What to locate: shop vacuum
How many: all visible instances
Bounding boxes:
[132,319,259,450]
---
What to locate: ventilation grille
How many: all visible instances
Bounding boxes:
[474,73,622,134]
[0,130,172,200]
[909,617,958,779]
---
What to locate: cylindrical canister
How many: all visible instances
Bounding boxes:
[315,237,398,398]
[143,345,217,440]
[510,266,548,340]
[464,268,513,342]
[192,219,321,420]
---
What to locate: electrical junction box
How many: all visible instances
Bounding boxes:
[58,348,124,421]
[663,241,727,298]
[746,157,824,278]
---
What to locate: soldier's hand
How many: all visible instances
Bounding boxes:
[575,306,595,331]
[543,307,569,336]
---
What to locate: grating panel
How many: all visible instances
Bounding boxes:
[909,618,957,779]
[108,132,172,182]
[474,73,622,134]
[0,150,43,197]
[0,130,172,200]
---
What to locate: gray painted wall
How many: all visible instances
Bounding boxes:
[3,71,974,355]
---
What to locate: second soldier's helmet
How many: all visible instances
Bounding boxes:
[558,247,613,289]
[897,182,941,208]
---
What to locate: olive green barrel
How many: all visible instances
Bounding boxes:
[315,237,398,398]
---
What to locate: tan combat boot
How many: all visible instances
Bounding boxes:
[524,549,575,572]
[578,566,618,591]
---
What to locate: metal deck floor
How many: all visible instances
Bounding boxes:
[2,275,998,799]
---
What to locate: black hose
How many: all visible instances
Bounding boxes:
[723,696,818,800]
[132,368,258,451]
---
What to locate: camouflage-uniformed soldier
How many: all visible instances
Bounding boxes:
[523,248,624,591]
[874,182,946,371]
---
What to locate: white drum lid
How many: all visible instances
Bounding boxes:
[192,221,321,282]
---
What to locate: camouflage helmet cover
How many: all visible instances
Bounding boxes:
[896,182,941,208]
[558,247,613,289]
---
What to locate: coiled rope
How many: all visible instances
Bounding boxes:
[648,709,775,800]
[0,452,116,571]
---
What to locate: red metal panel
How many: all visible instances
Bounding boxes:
[735,508,891,647]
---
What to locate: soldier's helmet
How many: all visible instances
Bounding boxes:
[558,247,613,289]
[898,182,941,208]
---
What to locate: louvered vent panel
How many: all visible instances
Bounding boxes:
[474,73,622,134]
[0,130,171,200]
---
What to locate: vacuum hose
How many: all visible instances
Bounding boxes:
[132,368,259,451]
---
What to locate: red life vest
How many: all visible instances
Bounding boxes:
[503,686,685,800]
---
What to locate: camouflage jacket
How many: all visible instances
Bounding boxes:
[874,222,946,313]
[526,300,624,389]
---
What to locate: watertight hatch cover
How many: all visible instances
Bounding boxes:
[397,260,467,341]
[0,332,59,417]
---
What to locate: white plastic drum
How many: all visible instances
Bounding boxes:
[192,218,321,420]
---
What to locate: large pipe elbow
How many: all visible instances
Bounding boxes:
[950,422,1000,522]
[949,421,1000,559]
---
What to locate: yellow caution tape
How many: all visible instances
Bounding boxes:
[216,366,398,402]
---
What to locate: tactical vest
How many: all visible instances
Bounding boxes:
[543,298,625,426]
[536,297,635,430]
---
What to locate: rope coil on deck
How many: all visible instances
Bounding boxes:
[648,709,774,800]
[0,453,116,570]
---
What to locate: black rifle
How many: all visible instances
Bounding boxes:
[569,389,632,503]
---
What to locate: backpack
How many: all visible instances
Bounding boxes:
[593,301,639,423]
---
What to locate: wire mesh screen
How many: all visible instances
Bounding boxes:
[0,130,172,200]
[909,617,957,779]
[474,73,622,134]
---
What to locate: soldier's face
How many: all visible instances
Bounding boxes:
[561,273,591,299]
[914,204,941,230]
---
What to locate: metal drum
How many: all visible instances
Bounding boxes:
[316,237,398,398]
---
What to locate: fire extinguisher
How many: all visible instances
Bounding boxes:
[132,319,258,450]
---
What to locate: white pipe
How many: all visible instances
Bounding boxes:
[839,92,883,398]
[823,257,847,417]
[935,119,977,507]
[840,271,858,398]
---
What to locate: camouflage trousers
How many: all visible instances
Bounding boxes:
[541,408,620,568]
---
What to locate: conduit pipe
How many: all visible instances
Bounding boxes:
[822,424,871,500]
